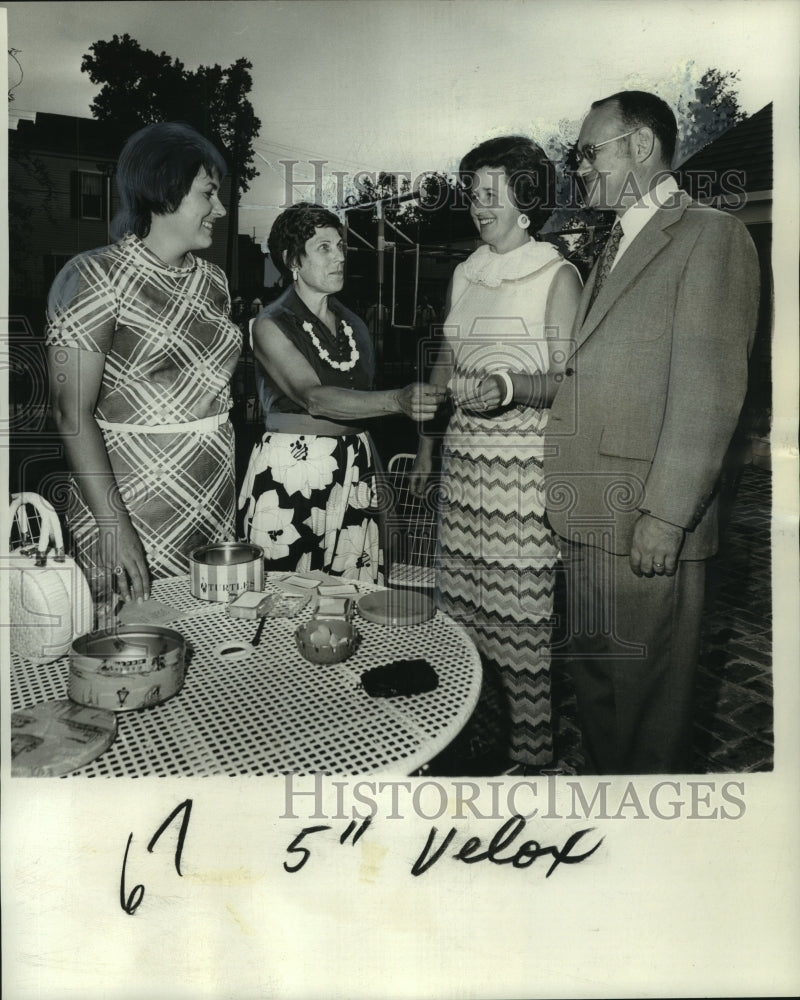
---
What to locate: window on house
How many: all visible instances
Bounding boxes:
[80,172,104,219]
[71,171,107,220]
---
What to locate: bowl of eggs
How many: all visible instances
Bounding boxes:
[294,617,359,664]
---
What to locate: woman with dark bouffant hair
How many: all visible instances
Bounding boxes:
[46,122,240,620]
[238,202,445,580]
[410,134,582,772]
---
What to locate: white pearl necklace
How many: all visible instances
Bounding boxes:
[302,319,360,372]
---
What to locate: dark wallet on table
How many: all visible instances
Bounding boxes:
[360,659,439,698]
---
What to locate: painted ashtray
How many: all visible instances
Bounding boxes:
[294,618,359,664]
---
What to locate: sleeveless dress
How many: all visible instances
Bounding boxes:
[436,238,579,767]
[238,286,383,582]
[45,234,241,599]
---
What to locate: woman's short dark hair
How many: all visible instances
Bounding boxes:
[268,203,343,282]
[111,121,228,240]
[459,134,556,233]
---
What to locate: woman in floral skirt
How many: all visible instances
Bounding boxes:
[238,203,445,581]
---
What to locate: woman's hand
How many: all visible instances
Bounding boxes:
[97,517,151,612]
[252,319,450,423]
[47,345,151,617]
[396,382,447,421]
[474,374,507,411]
[408,450,434,497]
[450,373,507,412]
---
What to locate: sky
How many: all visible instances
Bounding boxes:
[4,0,798,239]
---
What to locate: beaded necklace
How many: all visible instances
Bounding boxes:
[302,319,360,372]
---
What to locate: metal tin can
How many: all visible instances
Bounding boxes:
[69,625,186,712]
[189,542,264,602]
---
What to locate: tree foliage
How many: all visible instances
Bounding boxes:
[675,68,746,162]
[81,34,261,193]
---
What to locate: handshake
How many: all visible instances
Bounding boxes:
[395,371,516,422]
[447,371,515,413]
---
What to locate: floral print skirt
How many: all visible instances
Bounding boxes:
[237,430,383,582]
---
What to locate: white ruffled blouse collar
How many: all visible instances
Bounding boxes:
[462,237,561,288]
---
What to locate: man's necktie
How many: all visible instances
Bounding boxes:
[589,220,623,306]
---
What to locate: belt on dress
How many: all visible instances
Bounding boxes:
[264,412,365,437]
[95,412,230,434]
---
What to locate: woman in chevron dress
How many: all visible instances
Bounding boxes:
[411,135,582,770]
[46,123,240,619]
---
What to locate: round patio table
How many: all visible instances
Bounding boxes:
[10,574,482,777]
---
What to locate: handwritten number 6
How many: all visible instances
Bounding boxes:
[120,833,145,915]
[120,799,193,915]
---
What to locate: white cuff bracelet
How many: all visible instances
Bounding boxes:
[497,370,515,407]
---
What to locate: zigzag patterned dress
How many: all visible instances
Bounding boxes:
[436,239,578,767]
[45,235,241,599]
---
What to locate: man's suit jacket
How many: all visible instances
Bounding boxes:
[545,191,760,560]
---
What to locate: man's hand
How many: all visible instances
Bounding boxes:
[629,513,685,577]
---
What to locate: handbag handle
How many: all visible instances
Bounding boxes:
[9,492,66,564]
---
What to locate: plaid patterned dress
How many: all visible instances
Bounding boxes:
[46,235,241,596]
[437,239,580,767]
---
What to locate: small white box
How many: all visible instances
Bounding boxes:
[315,596,353,619]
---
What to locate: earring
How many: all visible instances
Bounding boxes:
[291,267,299,281]
[517,214,530,229]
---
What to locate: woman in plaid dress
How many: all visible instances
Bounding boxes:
[46,123,241,620]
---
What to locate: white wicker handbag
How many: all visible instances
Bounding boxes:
[7,492,94,664]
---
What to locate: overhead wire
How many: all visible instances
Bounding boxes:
[251,136,386,176]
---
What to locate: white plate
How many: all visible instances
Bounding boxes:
[356,589,435,626]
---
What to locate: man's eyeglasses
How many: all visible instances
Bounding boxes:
[566,128,640,170]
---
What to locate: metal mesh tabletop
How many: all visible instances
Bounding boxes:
[10,575,482,777]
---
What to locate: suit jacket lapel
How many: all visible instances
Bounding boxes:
[573,193,692,351]
[575,264,599,331]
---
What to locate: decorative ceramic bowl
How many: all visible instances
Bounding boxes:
[294,618,359,664]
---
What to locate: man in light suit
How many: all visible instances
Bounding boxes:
[545,91,760,773]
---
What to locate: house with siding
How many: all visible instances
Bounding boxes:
[678,103,773,464]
